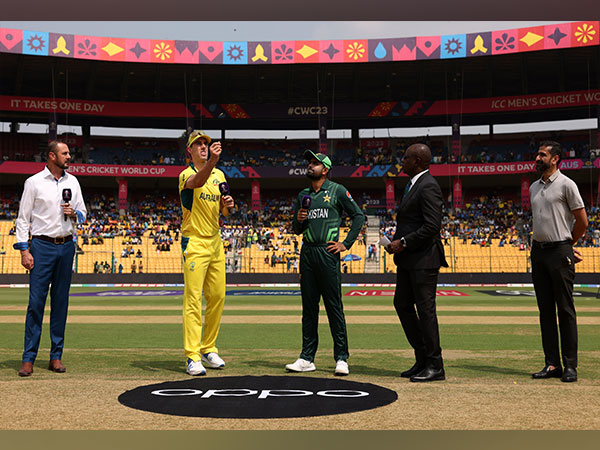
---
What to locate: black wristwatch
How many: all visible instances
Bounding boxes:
[400,237,407,248]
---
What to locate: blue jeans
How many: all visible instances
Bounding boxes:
[23,238,75,363]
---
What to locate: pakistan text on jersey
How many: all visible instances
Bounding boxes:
[198,192,219,202]
[307,209,329,219]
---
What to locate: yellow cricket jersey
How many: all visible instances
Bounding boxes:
[179,163,226,239]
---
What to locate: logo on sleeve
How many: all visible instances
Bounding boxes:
[346,191,354,201]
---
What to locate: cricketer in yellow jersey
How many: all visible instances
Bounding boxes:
[178,130,234,376]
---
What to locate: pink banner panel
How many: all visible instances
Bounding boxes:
[118,179,128,209]
[319,40,344,63]
[125,39,151,63]
[343,39,368,63]
[74,35,101,60]
[294,41,319,64]
[544,23,571,49]
[251,181,261,211]
[150,40,175,63]
[271,41,295,64]
[520,176,531,210]
[99,37,126,62]
[173,41,200,64]
[491,29,519,55]
[385,179,395,210]
[518,26,545,52]
[452,177,463,209]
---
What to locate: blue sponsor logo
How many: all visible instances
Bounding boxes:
[71,290,184,297]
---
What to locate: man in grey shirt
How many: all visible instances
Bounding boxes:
[530,141,588,383]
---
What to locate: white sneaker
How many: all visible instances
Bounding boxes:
[186,358,206,376]
[201,352,225,369]
[335,360,349,376]
[285,358,316,372]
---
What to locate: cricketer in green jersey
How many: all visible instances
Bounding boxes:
[286,150,365,376]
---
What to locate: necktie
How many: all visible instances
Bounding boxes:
[403,181,412,198]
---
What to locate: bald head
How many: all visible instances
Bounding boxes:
[402,143,431,177]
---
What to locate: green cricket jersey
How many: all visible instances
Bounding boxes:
[292,179,365,248]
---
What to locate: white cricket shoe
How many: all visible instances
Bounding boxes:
[335,360,349,376]
[186,358,206,376]
[201,352,225,369]
[285,358,316,372]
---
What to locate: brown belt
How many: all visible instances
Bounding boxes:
[32,235,73,245]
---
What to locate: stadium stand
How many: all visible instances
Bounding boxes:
[1,189,598,274]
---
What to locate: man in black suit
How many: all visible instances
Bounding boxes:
[386,143,448,382]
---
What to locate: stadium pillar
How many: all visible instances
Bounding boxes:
[117,178,128,213]
[318,115,328,154]
[385,178,395,211]
[452,177,463,210]
[521,176,530,210]
[251,181,261,211]
[451,115,461,162]
[48,113,57,142]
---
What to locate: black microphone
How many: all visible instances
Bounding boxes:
[218,182,230,196]
[62,188,72,221]
[301,195,312,209]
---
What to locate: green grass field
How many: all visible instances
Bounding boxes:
[1,285,599,430]
[1,285,599,380]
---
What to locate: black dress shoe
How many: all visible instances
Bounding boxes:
[400,362,425,378]
[410,366,445,382]
[561,367,577,383]
[532,365,562,379]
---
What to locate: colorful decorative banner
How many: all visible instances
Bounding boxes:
[2,22,596,66]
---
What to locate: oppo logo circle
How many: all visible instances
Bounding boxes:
[119,376,397,418]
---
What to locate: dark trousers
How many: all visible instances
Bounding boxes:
[299,245,348,362]
[531,244,577,369]
[393,268,443,369]
[23,238,75,363]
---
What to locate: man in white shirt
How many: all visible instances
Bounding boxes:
[14,141,87,377]
[529,141,587,383]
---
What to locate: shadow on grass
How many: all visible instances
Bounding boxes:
[130,360,184,374]
[0,359,24,374]
[455,363,531,377]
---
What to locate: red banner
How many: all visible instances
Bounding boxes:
[118,179,128,209]
[521,176,530,210]
[251,181,261,211]
[385,179,395,210]
[0,161,185,178]
[453,177,463,209]
[421,90,600,116]
[0,95,193,118]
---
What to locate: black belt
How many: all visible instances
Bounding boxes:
[32,235,73,245]
[532,240,571,249]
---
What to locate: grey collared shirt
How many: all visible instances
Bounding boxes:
[530,169,584,242]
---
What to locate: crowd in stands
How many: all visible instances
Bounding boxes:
[3,130,598,168]
[1,185,598,256]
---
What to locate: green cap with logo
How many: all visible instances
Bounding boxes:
[187,130,211,147]
[303,149,332,169]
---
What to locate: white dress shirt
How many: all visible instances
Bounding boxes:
[15,166,87,248]
[407,169,429,192]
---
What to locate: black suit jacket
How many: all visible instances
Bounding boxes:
[392,171,448,270]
